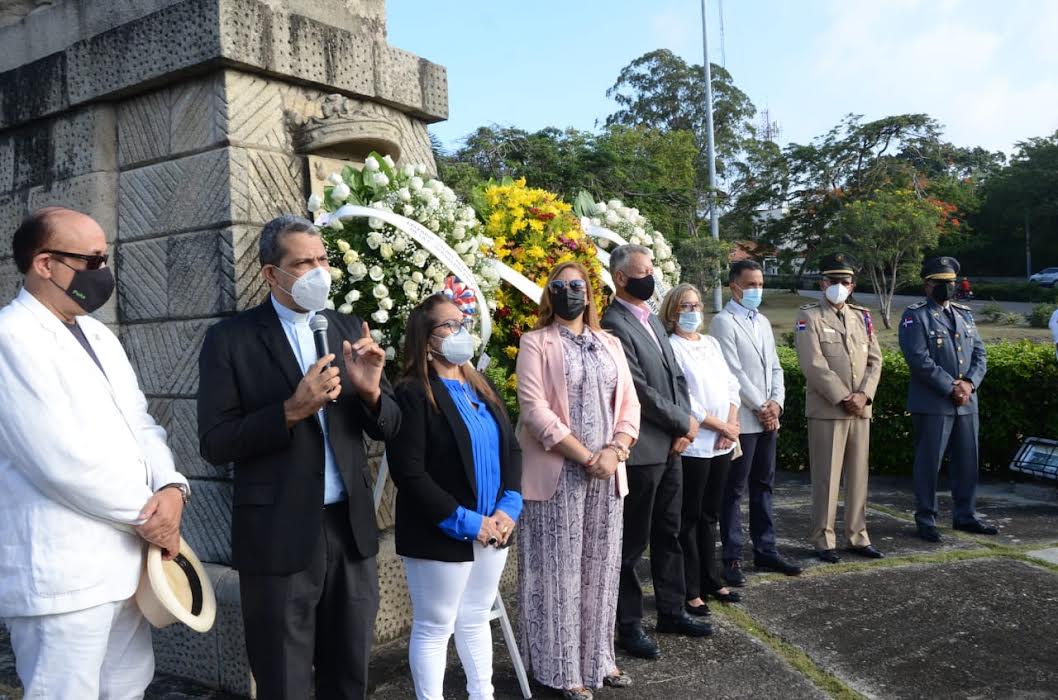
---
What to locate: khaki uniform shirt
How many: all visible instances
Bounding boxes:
[793,302,882,419]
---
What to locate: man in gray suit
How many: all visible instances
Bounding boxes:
[709,260,801,585]
[602,244,712,660]
[898,255,995,542]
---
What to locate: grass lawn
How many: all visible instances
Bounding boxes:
[703,290,1053,350]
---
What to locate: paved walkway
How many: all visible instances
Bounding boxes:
[3,475,1057,699]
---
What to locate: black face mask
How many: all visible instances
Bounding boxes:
[930,281,954,304]
[52,262,115,313]
[623,273,655,301]
[552,289,586,321]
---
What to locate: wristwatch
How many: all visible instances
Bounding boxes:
[161,482,191,504]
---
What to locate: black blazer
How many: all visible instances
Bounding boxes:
[388,375,521,562]
[196,299,401,575]
[601,300,692,466]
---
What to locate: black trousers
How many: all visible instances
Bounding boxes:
[617,456,686,626]
[239,502,380,700]
[720,431,778,561]
[679,452,733,599]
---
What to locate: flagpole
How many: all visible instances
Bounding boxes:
[701,0,723,312]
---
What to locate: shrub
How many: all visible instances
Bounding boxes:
[776,341,1058,475]
[980,302,1005,323]
[1000,312,1023,326]
[972,282,1058,303]
[1026,303,1058,329]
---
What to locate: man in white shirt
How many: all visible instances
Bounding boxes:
[0,207,189,699]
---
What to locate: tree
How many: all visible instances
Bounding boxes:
[839,188,945,328]
[676,236,732,294]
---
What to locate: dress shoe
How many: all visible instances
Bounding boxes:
[561,689,593,700]
[917,526,942,542]
[722,559,747,587]
[848,544,885,559]
[815,549,841,563]
[685,601,711,617]
[712,589,741,604]
[754,554,803,576]
[656,612,713,637]
[603,671,633,688]
[954,519,999,535]
[617,624,660,659]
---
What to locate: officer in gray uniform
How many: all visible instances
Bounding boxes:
[898,256,996,542]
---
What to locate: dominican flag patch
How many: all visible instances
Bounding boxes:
[901,316,914,328]
[864,311,875,336]
[795,320,807,332]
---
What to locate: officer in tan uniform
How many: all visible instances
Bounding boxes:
[793,254,884,563]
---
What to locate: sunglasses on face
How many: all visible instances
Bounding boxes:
[43,249,109,270]
[548,279,587,294]
[431,318,472,335]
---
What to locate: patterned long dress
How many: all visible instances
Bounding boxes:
[518,326,624,691]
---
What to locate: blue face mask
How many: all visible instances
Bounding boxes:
[739,286,763,310]
[677,311,702,333]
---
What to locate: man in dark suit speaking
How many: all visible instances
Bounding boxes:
[197,215,400,699]
[601,244,712,660]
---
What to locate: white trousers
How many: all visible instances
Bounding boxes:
[403,544,508,700]
[4,597,154,699]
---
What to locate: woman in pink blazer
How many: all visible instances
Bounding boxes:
[516,261,641,700]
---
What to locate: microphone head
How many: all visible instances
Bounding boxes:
[309,315,329,332]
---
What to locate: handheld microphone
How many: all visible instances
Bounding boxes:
[309,315,337,403]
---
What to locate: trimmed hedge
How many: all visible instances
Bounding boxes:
[776,341,1058,475]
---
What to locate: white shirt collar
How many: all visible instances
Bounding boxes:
[270,294,313,326]
[725,298,757,321]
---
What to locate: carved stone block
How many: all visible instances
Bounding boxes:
[122,318,214,397]
[229,148,305,226]
[420,59,449,123]
[231,224,268,311]
[26,171,118,237]
[223,71,291,152]
[0,257,21,307]
[374,530,410,643]
[213,566,254,697]
[168,229,236,318]
[50,104,117,181]
[376,45,423,117]
[180,478,233,565]
[0,133,13,192]
[116,237,168,321]
[0,51,67,129]
[0,190,28,257]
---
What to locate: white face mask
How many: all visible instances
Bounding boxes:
[276,265,332,312]
[677,311,702,333]
[435,327,475,366]
[825,282,850,306]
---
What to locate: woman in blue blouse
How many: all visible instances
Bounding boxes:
[389,292,523,700]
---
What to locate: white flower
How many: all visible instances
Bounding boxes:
[326,218,343,231]
[374,173,390,187]
[427,179,445,193]
[629,235,641,245]
[605,211,620,225]
[366,217,382,230]
[633,226,645,237]
[329,267,343,282]
[415,164,427,175]
[607,199,622,210]
[336,239,351,253]
[630,208,640,217]
[379,297,394,310]
[307,193,324,212]
[461,253,475,266]
[443,188,457,203]
[402,204,415,216]
[594,202,607,216]
[372,283,389,299]
[401,165,416,178]
[371,309,389,324]
[409,176,424,191]
[619,206,633,220]
[426,219,440,231]
[338,303,353,314]
[385,346,396,361]
[347,262,368,281]
[451,225,465,241]
[371,329,384,343]
[324,299,335,310]
[391,237,408,253]
[366,232,383,249]
[398,188,412,202]
[403,280,419,296]
[344,289,361,303]
[331,182,351,203]
[590,217,601,227]
[380,243,394,259]
[412,250,430,267]
[364,157,380,172]
[328,173,344,186]
[369,265,385,282]
[663,260,676,273]
[383,155,395,168]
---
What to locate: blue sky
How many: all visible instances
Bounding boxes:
[388,0,1058,157]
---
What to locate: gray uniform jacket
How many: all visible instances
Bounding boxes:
[898,299,986,415]
[601,301,692,466]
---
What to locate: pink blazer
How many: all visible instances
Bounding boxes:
[515,324,641,501]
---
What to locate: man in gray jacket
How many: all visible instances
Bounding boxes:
[709,260,801,586]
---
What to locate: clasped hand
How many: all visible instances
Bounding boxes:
[841,392,868,417]
[136,488,184,561]
[476,510,515,548]
[585,447,619,479]
[950,379,973,407]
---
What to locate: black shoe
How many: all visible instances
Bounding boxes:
[685,601,711,617]
[711,589,741,604]
[722,559,747,587]
[754,555,803,576]
[617,624,660,659]
[953,519,998,535]
[815,549,841,563]
[848,544,885,559]
[656,612,713,637]
[917,526,942,542]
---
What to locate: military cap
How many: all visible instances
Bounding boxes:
[921,255,960,281]
[820,252,856,278]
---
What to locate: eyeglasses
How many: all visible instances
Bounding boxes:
[678,302,702,312]
[825,277,853,287]
[431,317,472,334]
[548,279,587,293]
[43,249,109,270]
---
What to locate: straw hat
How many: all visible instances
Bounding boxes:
[135,536,216,633]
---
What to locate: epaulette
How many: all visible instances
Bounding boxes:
[799,303,819,310]
[847,303,868,312]
[951,302,972,311]
[906,301,926,310]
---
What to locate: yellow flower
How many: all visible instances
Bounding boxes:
[504,346,519,360]
[505,374,518,391]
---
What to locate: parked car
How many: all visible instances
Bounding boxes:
[1029,267,1058,287]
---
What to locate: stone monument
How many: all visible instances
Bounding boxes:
[0,1,446,694]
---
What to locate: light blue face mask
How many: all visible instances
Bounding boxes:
[677,311,702,333]
[739,286,763,310]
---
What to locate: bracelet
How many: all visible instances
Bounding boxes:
[606,442,630,462]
